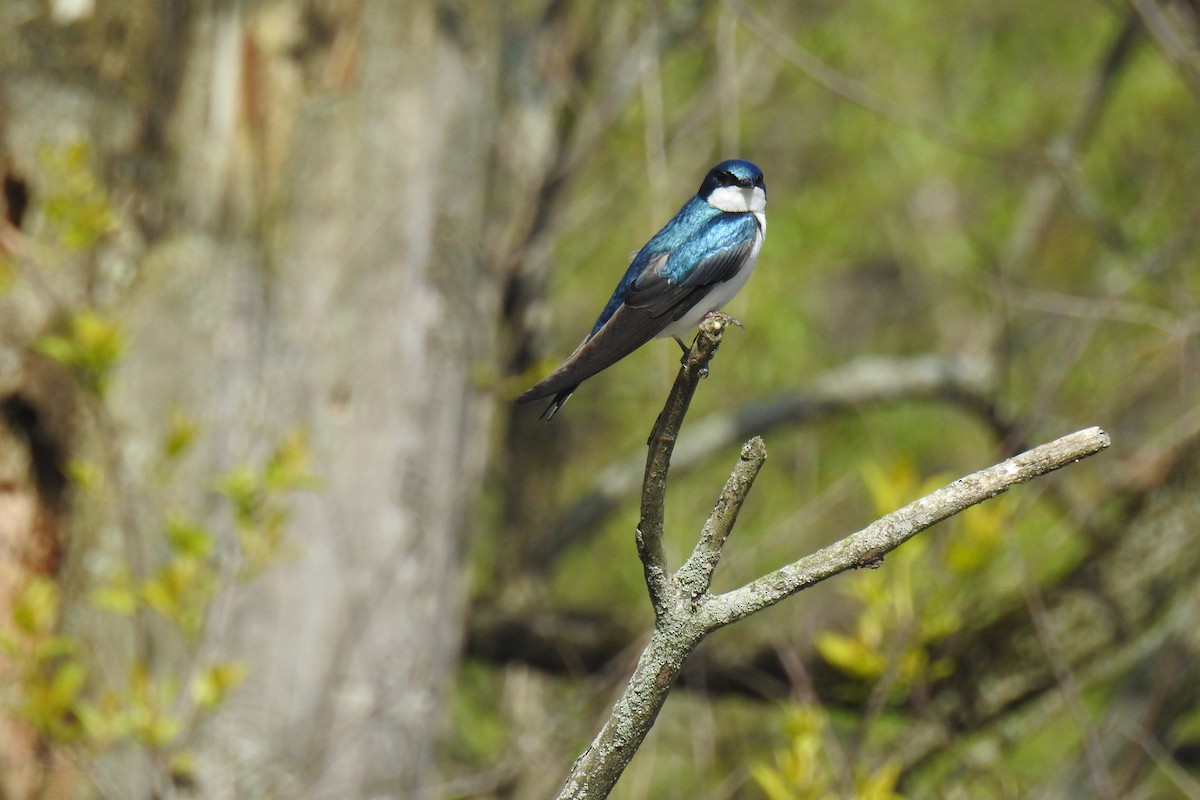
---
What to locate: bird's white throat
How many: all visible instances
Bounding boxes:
[707,185,766,214]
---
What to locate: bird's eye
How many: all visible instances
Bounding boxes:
[716,170,736,185]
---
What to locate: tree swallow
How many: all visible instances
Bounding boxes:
[517,159,767,420]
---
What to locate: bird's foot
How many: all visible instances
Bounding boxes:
[701,310,744,331]
[673,335,690,355]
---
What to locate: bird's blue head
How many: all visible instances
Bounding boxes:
[698,159,766,214]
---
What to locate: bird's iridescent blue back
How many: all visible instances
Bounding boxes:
[588,196,722,337]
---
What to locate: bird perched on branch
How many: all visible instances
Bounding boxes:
[517,159,767,420]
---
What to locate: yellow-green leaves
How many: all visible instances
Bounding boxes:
[814,460,962,692]
[140,520,218,637]
[751,706,907,800]
[162,409,200,464]
[216,429,318,574]
[945,499,1010,575]
[3,578,87,742]
[38,140,117,251]
[812,527,959,690]
[190,661,247,710]
[813,626,887,683]
[89,568,138,615]
[21,141,125,393]
[116,665,181,748]
[35,308,126,395]
[11,575,62,638]
[90,515,216,636]
[6,427,316,770]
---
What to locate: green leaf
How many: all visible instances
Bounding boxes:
[814,630,885,679]
[139,714,181,748]
[33,333,76,365]
[858,760,906,800]
[169,751,196,785]
[65,458,101,492]
[12,577,60,636]
[264,428,319,491]
[162,409,199,461]
[214,465,261,523]
[34,310,126,394]
[190,661,248,709]
[37,139,117,250]
[91,584,138,616]
[49,661,87,708]
[749,762,800,800]
[165,514,213,559]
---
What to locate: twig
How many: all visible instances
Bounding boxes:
[637,314,729,620]
[676,436,767,600]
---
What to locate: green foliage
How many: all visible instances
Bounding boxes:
[6,567,220,753]
[751,706,906,800]
[0,253,14,293]
[190,661,249,710]
[21,140,125,397]
[90,428,318,636]
[161,409,200,463]
[37,140,117,251]
[0,578,86,741]
[3,431,316,773]
[215,429,319,573]
[446,662,510,763]
[35,308,126,396]
[138,515,219,636]
[3,125,321,789]
[3,576,238,752]
[814,459,1015,693]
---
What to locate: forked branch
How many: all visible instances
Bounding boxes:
[557,316,1110,800]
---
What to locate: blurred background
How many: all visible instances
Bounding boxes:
[1,1,1198,798]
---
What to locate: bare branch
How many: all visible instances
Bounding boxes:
[638,315,730,619]
[676,436,767,599]
[555,623,702,800]
[700,427,1111,630]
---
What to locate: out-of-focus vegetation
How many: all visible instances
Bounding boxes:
[2,423,314,789]
[2,1,1194,796]
[1,144,318,792]
[463,0,1199,797]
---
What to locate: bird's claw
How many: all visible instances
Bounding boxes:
[701,310,744,330]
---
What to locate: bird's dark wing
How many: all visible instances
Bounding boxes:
[623,217,758,321]
[514,296,668,417]
[516,214,758,418]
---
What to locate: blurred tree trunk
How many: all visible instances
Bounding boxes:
[1,1,513,796]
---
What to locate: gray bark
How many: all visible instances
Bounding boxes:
[2,2,504,797]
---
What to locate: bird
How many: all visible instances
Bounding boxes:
[517,158,766,420]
